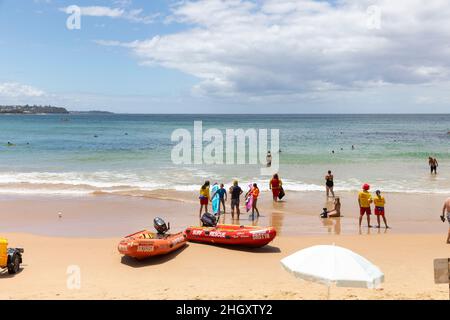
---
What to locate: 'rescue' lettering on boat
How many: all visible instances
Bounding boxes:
[192,230,203,236]
[118,244,128,252]
[208,231,226,238]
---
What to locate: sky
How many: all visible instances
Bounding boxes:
[0,0,450,113]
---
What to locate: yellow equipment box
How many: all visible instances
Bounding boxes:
[0,238,7,267]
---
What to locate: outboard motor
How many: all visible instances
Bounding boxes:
[154,217,170,235]
[201,213,218,227]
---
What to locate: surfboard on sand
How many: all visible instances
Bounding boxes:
[211,184,220,214]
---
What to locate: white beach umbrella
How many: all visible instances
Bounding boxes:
[281,245,384,298]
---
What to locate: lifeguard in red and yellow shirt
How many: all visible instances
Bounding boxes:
[358,184,373,228]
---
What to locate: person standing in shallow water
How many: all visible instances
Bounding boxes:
[429,157,438,174]
[199,181,210,217]
[266,151,272,167]
[325,170,335,198]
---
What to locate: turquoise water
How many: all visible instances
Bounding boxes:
[0,114,449,195]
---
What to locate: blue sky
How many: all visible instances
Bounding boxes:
[1,0,450,113]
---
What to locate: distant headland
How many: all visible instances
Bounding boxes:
[0,105,114,115]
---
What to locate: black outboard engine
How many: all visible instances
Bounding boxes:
[154,217,170,235]
[201,213,218,227]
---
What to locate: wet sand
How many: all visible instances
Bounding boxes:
[0,191,447,237]
[0,191,449,300]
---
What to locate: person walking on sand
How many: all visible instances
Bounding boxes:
[441,197,450,244]
[358,183,373,228]
[325,170,335,198]
[374,190,389,229]
[429,157,438,174]
[269,173,282,202]
[250,183,260,219]
[229,180,243,220]
[199,181,210,217]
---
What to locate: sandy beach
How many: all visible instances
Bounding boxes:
[1,232,448,300]
[1,191,449,300]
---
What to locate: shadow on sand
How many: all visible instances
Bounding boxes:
[0,267,24,278]
[192,242,281,254]
[120,244,188,268]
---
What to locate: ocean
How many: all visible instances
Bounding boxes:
[0,114,449,195]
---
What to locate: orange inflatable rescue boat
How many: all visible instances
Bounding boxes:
[185,213,276,247]
[118,218,187,260]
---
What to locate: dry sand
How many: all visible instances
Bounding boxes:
[1,233,449,300]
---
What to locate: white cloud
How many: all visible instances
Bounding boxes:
[96,0,450,101]
[0,82,46,98]
[61,5,157,24]
[78,6,125,18]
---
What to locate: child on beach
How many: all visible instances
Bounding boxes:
[374,190,389,229]
[199,181,210,217]
[358,184,373,228]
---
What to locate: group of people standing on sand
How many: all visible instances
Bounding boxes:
[199,180,260,220]
[325,168,450,243]
[198,164,450,243]
[198,174,285,221]
[322,170,390,229]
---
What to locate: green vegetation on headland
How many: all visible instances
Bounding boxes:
[0,105,69,114]
[0,105,115,115]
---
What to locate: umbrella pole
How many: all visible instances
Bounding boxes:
[327,284,330,300]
